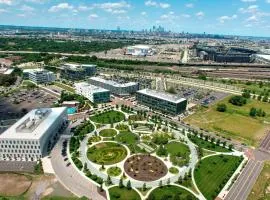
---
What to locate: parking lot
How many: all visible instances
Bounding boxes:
[0,88,58,125]
[168,84,229,106]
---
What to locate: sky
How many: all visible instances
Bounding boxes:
[0,0,270,37]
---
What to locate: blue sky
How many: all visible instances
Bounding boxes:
[0,0,270,36]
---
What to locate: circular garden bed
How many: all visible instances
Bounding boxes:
[99,129,117,137]
[107,166,122,177]
[87,142,128,165]
[124,154,168,181]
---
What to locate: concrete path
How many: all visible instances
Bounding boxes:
[50,136,106,200]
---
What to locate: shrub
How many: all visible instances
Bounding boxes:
[229,96,247,106]
[216,103,227,112]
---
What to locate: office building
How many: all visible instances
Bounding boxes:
[126,45,155,56]
[136,89,187,115]
[60,63,97,80]
[0,107,68,161]
[89,77,139,96]
[75,82,110,103]
[23,69,56,84]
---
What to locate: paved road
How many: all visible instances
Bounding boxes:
[225,132,270,200]
[224,158,264,200]
[50,136,106,200]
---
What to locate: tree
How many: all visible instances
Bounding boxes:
[159,180,163,187]
[216,103,227,112]
[229,96,247,106]
[167,178,171,185]
[242,90,251,99]
[127,180,131,190]
[119,178,124,188]
[178,176,183,184]
[249,107,257,117]
[142,183,147,191]
[107,175,112,185]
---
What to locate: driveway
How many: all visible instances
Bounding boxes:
[50,136,106,200]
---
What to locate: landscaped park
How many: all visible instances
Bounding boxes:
[68,108,246,200]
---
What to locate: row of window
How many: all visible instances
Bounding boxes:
[0,140,39,145]
[1,144,40,149]
[0,148,40,154]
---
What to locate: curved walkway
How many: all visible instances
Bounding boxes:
[50,136,106,200]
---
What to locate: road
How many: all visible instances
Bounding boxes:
[225,133,270,200]
[50,136,106,200]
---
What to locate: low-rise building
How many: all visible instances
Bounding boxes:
[23,69,56,84]
[136,89,187,115]
[0,107,68,161]
[60,63,97,80]
[126,45,155,56]
[75,82,110,104]
[89,77,139,96]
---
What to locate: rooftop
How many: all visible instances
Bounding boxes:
[137,89,186,104]
[90,77,138,88]
[0,107,67,140]
[75,82,109,93]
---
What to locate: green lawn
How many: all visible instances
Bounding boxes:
[107,167,122,177]
[184,96,270,146]
[87,142,127,165]
[165,141,190,155]
[115,131,139,145]
[90,111,125,124]
[54,82,75,93]
[148,185,197,200]
[109,186,141,200]
[194,155,243,200]
[99,129,117,137]
[188,135,231,152]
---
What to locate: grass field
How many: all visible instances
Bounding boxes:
[248,161,270,200]
[148,185,197,200]
[194,155,243,200]
[115,131,139,145]
[109,186,141,200]
[165,141,190,155]
[184,96,270,146]
[90,111,125,124]
[99,129,117,137]
[87,142,127,165]
[54,82,75,93]
[188,135,231,152]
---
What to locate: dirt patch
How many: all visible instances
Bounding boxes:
[0,173,32,196]
[124,154,168,181]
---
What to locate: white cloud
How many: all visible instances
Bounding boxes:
[241,0,256,2]
[145,1,170,9]
[89,14,99,20]
[185,3,194,8]
[0,0,12,5]
[160,3,170,9]
[196,11,205,19]
[266,0,270,3]
[181,14,191,18]
[141,11,147,16]
[48,3,74,12]
[92,1,130,14]
[0,8,8,13]
[20,5,35,12]
[218,14,237,23]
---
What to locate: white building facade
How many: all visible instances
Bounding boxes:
[0,107,68,161]
[75,82,110,103]
[24,69,56,84]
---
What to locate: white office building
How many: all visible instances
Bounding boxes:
[126,45,155,56]
[0,107,68,161]
[75,82,110,103]
[24,69,56,84]
[89,77,139,96]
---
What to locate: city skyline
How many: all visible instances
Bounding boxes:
[0,0,270,37]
